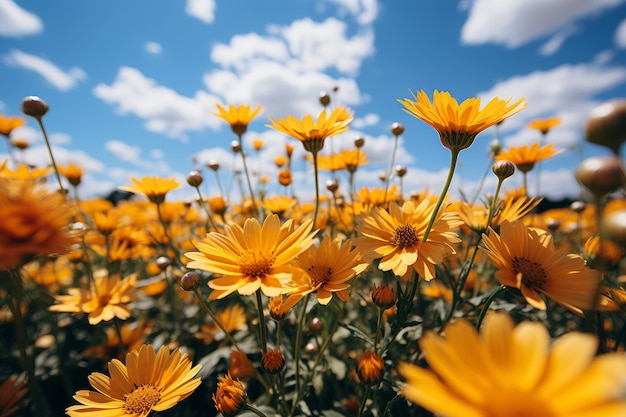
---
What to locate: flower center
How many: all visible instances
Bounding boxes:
[512,256,547,289]
[238,249,275,278]
[308,265,332,288]
[392,224,419,249]
[123,384,161,415]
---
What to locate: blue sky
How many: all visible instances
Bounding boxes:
[1,0,626,203]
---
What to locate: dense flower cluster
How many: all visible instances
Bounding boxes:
[2,92,626,417]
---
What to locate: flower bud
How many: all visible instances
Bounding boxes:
[372,283,396,310]
[21,96,49,119]
[179,271,200,291]
[278,169,292,187]
[213,373,246,417]
[230,140,241,153]
[575,155,626,198]
[354,136,365,148]
[585,99,626,154]
[492,160,516,180]
[394,165,407,178]
[261,349,285,374]
[326,179,339,193]
[319,91,331,107]
[569,201,586,213]
[207,160,220,171]
[156,256,172,270]
[357,351,384,385]
[186,170,203,187]
[309,317,323,332]
[391,122,404,136]
[601,209,626,248]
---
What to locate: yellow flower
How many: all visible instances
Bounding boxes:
[185,214,317,299]
[213,373,246,416]
[267,106,353,154]
[67,344,202,417]
[398,312,626,417]
[283,235,369,309]
[457,196,541,235]
[496,143,562,173]
[58,162,84,187]
[229,349,256,379]
[0,375,27,417]
[49,269,138,325]
[353,199,462,280]
[528,116,560,134]
[0,115,25,137]
[0,182,78,270]
[481,220,603,312]
[371,282,396,310]
[214,103,263,137]
[398,90,527,152]
[119,176,180,204]
[195,304,248,344]
[0,163,53,181]
[263,195,297,217]
[261,349,285,374]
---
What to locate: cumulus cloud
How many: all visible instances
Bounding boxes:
[539,25,579,56]
[477,63,626,152]
[94,67,222,140]
[616,16,626,48]
[3,49,86,91]
[186,0,216,23]
[461,0,625,48]
[0,0,43,37]
[145,41,162,54]
[211,33,289,71]
[323,0,379,25]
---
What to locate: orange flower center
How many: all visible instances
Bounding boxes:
[238,249,275,278]
[512,256,547,289]
[392,224,419,249]
[123,384,161,415]
[308,265,332,288]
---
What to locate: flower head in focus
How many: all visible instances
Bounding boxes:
[267,107,353,154]
[66,344,202,417]
[496,143,562,173]
[398,90,527,152]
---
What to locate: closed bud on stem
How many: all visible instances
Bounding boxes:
[230,140,241,153]
[186,170,203,187]
[391,122,404,137]
[319,91,330,107]
[354,136,365,148]
[492,160,516,180]
[179,271,200,291]
[575,155,626,198]
[21,96,49,119]
[357,351,384,385]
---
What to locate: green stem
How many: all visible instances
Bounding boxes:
[256,290,268,352]
[237,137,259,217]
[423,150,459,242]
[357,385,372,417]
[243,404,270,417]
[3,269,48,417]
[374,308,385,352]
[192,288,241,350]
[312,152,320,229]
[290,293,311,416]
[476,285,507,330]
[383,134,400,204]
[36,118,66,196]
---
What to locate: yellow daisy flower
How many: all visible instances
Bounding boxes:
[213,373,246,416]
[399,312,626,417]
[58,162,84,187]
[185,214,317,299]
[266,106,353,154]
[0,182,78,270]
[398,90,527,152]
[0,163,53,181]
[119,176,180,204]
[49,269,138,325]
[0,115,25,137]
[213,103,263,137]
[353,199,462,280]
[528,116,561,134]
[496,143,562,173]
[66,344,202,417]
[480,220,603,312]
[283,235,369,309]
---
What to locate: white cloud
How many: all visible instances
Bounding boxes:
[186,0,216,24]
[16,144,106,173]
[615,16,626,48]
[204,61,365,119]
[477,63,626,152]
[279,17,374,76]
[4,49,86,91]
[145,41,162,55]
[211,33,289,71]
[539,25,579,56]
[461,0,625,48]
[352,112,379,129]
[93,67,222,140]
[0,0,43,37]
[105,139,143,166]
[323,0,379,25]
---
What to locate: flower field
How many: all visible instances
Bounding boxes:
[1,92,626,417]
